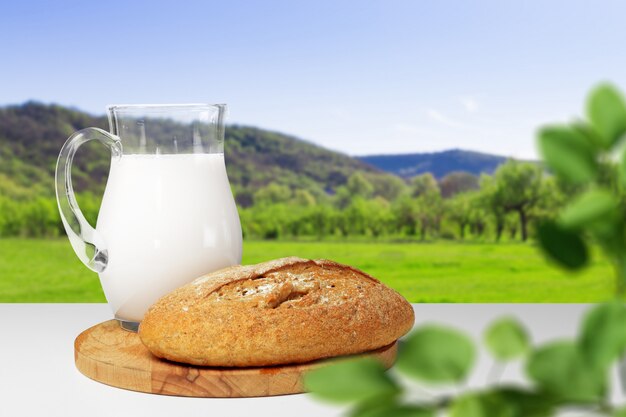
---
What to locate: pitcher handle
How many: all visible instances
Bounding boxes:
[55,127,122,273]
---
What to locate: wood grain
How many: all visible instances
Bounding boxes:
[75,320,398,397]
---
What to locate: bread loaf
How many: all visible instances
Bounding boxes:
[139,257,414,367]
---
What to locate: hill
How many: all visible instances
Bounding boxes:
[0,102,396,205]
[358,149,511,179]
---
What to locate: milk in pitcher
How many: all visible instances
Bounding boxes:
[96,153,242,322]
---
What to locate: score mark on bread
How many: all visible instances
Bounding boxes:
[139,257,414,367]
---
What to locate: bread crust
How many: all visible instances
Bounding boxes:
[138,257,415,367]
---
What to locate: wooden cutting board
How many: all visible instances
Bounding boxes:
[75,320,398,398]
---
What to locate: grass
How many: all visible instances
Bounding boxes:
[0,238,616,303]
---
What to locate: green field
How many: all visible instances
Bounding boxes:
[0,238,616,302]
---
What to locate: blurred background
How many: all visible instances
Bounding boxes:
[1,0,624,303]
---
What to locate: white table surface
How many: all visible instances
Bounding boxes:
[0,303,612,417]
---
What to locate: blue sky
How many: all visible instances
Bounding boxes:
[2,0,626,158]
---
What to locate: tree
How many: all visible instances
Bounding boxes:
[333,186,352,210]
[411,173,439,197]
[479,174,507,241]
[346,172,374,198]
[439,172,479,198]
[505,211,519,240]
[344,197,369,236]
[0,196,23,236]
[468,200,488,239]
[447,192,475,239]
[363,197,392,238]
[392,195,419,236]
[307,205,335,239]
[407,174,444,240]
[234,187,254,208]
[248,203,296,239]
[253,183,291,206]
[532,175,566,223]
[369,175,408,202]
[292,189,316,207]
[332,173,376,211]
[491,160,544,241]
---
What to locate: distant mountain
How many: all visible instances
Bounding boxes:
[0,102,531,207]
[0,102,396,205]
[358,149,513,179]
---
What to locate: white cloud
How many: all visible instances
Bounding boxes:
[459,96,479,112]
[426,109,467,129]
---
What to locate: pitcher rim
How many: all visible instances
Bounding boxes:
[107,103,226,112]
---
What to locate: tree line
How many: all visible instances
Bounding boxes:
[240,160,564,241]
[0,159,574,242]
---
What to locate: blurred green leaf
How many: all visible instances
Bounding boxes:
[450,388,555,417]
[572,121,605,149]
[495,388,555,417]
[579,301,626,370]
[620,150,626,186]
[587,83,626,148]
[396,325,475,384]
[559,188,618,229]
[537,125,597,184]
[526,341,606,403]
[304,357,400,403]
[537,221,588,270]
[350,403,434,417]
[586,209,623,241]
[614,407,626,417]
[449,392,513,417]
[484,317,530,361]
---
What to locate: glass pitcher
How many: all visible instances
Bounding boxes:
[55,104,243,330]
